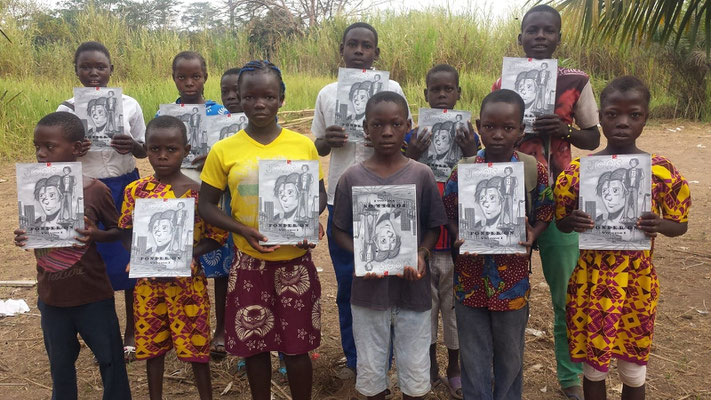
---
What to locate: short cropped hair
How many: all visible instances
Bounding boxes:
[426,64,460,86]
[600,76,651,108]
[480,89,526,123]
[521,5,561,31]
[172,51,207,75]
[145,115,188,145]
[222,67,241,78]
[74,41,111,66]
[342,22,378,46]
[364,91,409,119]
[37,112,85,142]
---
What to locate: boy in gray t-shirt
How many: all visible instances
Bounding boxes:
[332,92,447,399]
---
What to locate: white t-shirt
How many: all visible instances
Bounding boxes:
[311,80,411,204]
[57,94,146,179]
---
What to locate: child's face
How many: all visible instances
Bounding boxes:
[518,11,561,59]
[352,89,369,115]
[221,74,242,113]
[478,187,503,219]
[601,180,626,213]
[433,129,451,155]
[340,28,379,69]
[599,89,648,150]
[151,219,173,247]
[516,78,537,106]
[364,101,411,157]
[145,127,190,178]
[238,72,284,128]
[38,186,63,216]
[173,58,206,103]
[90,104,108,128]
[34,125,82,163]
[375,220,396,251]
[476,102,524,159]
[277,183,299,213]
[75,50,113,87]
[425,71,461,109]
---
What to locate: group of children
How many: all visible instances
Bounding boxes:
[14,4,691,400]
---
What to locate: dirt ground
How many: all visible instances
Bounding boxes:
[1,118,710,399]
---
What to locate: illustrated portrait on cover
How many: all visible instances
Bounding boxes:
[335,68,390,142]
[74,87,125,148]
[417,108,472,181]
[501,57,557,133]
[206,112,247,147]
[159,104,208,168]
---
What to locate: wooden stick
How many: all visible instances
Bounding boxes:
[0,383,26,387]
[0,280,36,287]
[650,352,680,364]
[270,379,293,400]
[23,377,52,390]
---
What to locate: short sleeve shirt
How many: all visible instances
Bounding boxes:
[57,94,146,179]
[36,179,118,307]
[312,80,411,205]
[200,128,323,261]
[331,159,448,312]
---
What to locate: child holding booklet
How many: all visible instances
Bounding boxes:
[57,41,147,361]
[332,91,447,400]
[493,5,601,396]
[555,76,691,400]
[312,21,411,379]
[14,111,131,399]
[199,60,326,400]
[443,89,553,399]
[403,63,481,398]
[119,116,226,400]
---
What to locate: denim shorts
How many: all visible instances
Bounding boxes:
[352,304,431,397]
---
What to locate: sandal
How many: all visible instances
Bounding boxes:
[442,375,463,400]
[123,346,136,363]
[562,385,584,400]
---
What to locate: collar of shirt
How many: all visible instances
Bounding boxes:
[476,149,520,163]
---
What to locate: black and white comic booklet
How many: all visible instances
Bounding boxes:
[457,162,527,254]
[16,162,84,248]
[352,184,417,276]
[159,103,208,168]
[258,159,320,245]
[335,68,390,142]
[417,108,471,182]
[579,154,652,250]
[129,198,195,278]
[74,87,125,149]
[500,57,557,133]
[206,112,247,148]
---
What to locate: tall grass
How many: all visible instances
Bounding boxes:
[0,5,708,160]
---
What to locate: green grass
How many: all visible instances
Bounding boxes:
[0,5,708,160]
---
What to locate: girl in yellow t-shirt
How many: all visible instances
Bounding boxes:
[199,60,326,400]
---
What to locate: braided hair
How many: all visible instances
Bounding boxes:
[236,60,286,96]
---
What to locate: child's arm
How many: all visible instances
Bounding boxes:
[533,116,600,151]
[315,125,348,156]
[110,134,147,158]
[319,179,327,215]
[404,127,431,160]
[557,210,594,233]
[455,121,481,157]
[637,212,688,238]
[332,226,354,253]
[404,226,439,281]
[75,216,121,245]
[13,228,28,248]
[198,182,278,253]
[194,238,220,257]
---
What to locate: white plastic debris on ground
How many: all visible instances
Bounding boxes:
[0,299,30,316]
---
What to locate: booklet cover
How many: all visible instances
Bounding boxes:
[500,57,557,133]
[335,68,390,142]
[159,104,208,168]
[129,198,195,278]
[417,108,471,182]
[352,184,417,276]
[579,154,652,250]
[206,112,247,148]
[16,162,84,248]
[457,162,527,254]
[74,87,125,149]
[258,159,320,245]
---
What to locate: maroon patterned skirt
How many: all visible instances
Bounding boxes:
[224,249,321,357]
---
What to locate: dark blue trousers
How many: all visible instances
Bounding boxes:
[38,298,131,400]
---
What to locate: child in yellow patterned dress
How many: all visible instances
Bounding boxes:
[119,115,226,400]
[554,76,691,400]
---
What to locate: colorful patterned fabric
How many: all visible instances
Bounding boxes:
[133,270,210,362]
[119,175,227,362]
[493,67,599,181]
[554,154,691,371]
[224,249,321,358]
[443,151,553,311]
[200,193,234,278]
